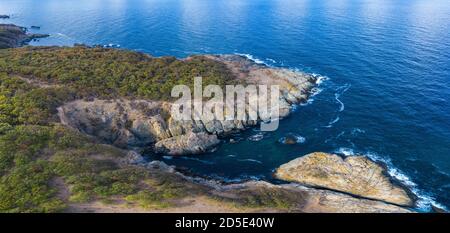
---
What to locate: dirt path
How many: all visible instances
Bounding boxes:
[65,196,272,213]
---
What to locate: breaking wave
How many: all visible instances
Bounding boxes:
[334,148,447,212]
[238,159,263,164]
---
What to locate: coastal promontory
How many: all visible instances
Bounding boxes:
[0,45,414,213]
[0,24,49,49]
[275,152,414,206]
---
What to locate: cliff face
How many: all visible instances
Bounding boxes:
[0,24,49,49]
[57,55,318,155]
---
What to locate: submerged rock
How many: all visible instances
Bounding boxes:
[0,15,10,19]
[275,152,414,206]
[278,133,306,145]
[281,136,297,145]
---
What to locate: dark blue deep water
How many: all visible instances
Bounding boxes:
[2,0,449,211]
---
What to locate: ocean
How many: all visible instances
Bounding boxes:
[1,0,449,211]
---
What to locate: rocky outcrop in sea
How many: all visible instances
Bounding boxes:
[275,152,415,206]
[119,151,413,213]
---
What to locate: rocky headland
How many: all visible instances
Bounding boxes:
[0,37,418,212]
[0,24,49,49]
[57,54,318,155]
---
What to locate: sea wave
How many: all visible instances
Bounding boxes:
[314,75,329,85]
[209,174,266,183]
[351,128,366,136]
[334,148,448,212]
[248,132,265,142]
[323,116,340,128]
[299,75,329,107]
[279,133,306,144]
[235,53,268,66]
[335,83,351,112]
[238,158,263,164]
[179,156,215,165]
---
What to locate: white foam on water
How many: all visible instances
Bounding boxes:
[55,32,71,38]
[335,93,345,112]
[265,58,277,64]
[334,84,351,112]
[334,147,355,156]
[315,75,329,85]
[299,75,328,107]
[227,154,237,158]
[103,43,121,48]
[294,135,306,143]
[179,156,215,165]
[209,174,266,183]
[279,134,306,144]
[238,158,263,164]
[351,128,366,136]
[334,148,448,212]
[248,132,264,142]
[235,53,268,66]
[310,87,323,97]
[300,98,315,106]
[323,116,340,128]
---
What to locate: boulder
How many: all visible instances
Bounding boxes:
[154,132,220,155]
[275,152,414,206]
[120,150,145,165]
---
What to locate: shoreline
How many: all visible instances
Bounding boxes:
[0,22,444,213]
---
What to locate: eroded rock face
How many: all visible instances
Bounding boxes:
[57,55,318,155]
[155,132,220,155]
[295,184,412,213]
[275,152,414,206]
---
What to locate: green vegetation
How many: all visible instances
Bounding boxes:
[0,123,147,212]
[0,46,237,212]
[0,46,297,213]
[215,186,305,210]
[0,46,240,100]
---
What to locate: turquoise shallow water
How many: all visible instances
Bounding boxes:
[1,0,449,211]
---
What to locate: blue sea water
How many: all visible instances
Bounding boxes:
[1,0,449,211]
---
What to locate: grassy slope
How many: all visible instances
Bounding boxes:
[0,46,238,100]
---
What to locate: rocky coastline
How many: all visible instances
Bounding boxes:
[49,51,417,212]
[119,151,414,213]
[0,21,421,213]
[57,54,318,155]
[0,24,49,49]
